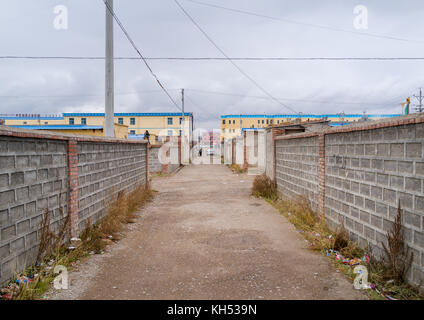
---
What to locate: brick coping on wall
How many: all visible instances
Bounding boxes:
[274,113,424,141]
[0,125,148,145]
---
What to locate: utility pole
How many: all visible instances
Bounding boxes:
[413,88,423,113]
[105,0,114,137]
[181,88,185,138]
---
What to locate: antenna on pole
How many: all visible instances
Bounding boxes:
[105,0,114,137]
[413,88,423,113]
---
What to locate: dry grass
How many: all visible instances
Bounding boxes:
[229,164,244,174]
[4,183,154,300]
[266,195,422,300]
[251,174,278,201]
[381,201,414,284]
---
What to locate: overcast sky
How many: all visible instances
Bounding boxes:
[1,0,423,129]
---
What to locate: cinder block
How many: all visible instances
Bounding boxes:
[10,236,25,253]
[413,231,424,249]
[417,162,424,176]
[403,211,421,229]
[406,143,422,159]
[17,220,30,235]
[8,141,23,153]
[15,156,29,168]
[384,160,397,173]
[0,190,15,205]
[398,161,413,174]
[390,175,404,190]
[23,141,36,153]
[16,186,29,201]
[405,177,421,192]
[370,214,383,229]
[415,195,424,211]
[10,205,24,222]
[390,143,404,158]
[0,156,15,169]
[0,174,9,188]
[360,210,370,223]
[364,225,376,240]
[1,225,16,242]
[383,188,396,205]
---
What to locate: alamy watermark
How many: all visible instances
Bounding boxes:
[53,5,68,30]
[353,5,368,30]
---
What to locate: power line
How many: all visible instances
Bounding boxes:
[0,89,180,99]
[101,0,181,111]
[185,88,404,106]
[174,0,299,115]
[2,55,424,61]
[184,0,424,45]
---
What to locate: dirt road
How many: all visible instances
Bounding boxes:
[50,165,366,300]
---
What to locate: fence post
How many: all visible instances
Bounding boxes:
[318,133,326,217]
[67,139,79,237]
[145,144,149,184]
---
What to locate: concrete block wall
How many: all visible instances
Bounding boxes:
[148,146,162,174]
[0,136,68,286]
[148,139,182,175]
[273,114,424,290]
[0,126,148,286]
[265,129,274,180]
[325,122,424,285]
[77,142,147,230]
[275,135,320,210]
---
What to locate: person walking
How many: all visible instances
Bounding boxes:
[144,130,150,144]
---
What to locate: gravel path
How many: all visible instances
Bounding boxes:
[48,165,366,300]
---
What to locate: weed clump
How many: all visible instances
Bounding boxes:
[3,183,154,300]
[381,201,414,284]
[229,164,244,174]
[251,174,278,200]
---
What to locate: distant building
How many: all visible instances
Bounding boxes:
[1,123,129,139]
[220,114,402,140]
[0,112,194,142]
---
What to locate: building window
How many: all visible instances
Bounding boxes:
[277,120,280,124]
[69,118,74,125]
[168,130,173,136]
[44,122,48,125]
[130,118,135,125]
[180,117,183,125]
[258,120,260,124]
[81,118,87,125]
[233,120,236,124]
[23,121,27,124]
[222,120,226,124]
[130,130,135,135]
[118,118,123,125]
[266,120,269,124]
[270,119,273,124]
[155,136,159,142]
[262,120,264,124]
[179,130,182,136]
[168,117,173,125]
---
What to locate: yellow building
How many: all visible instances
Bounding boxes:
[0,122,129,139]
[1,112,194,143]
[220,113,402,140]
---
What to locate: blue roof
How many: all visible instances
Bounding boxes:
[63,112,193,117]
[8,125,103,130]
[221,114,402,119]
[0,116,64,120]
